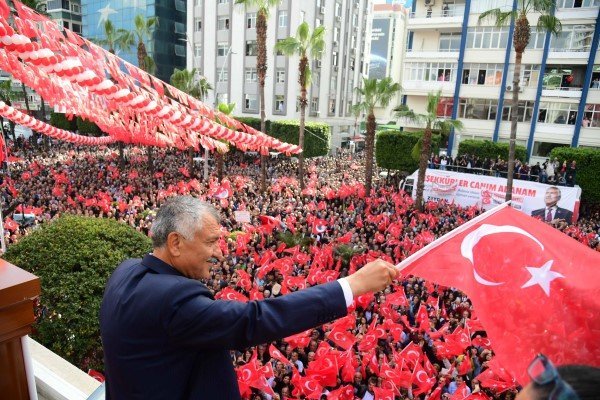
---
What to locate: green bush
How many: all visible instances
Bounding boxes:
[550,147,600,203]
[4,216,151,371]
[458,139,527,162]
[76,117,103,136]
[270,120,331,158]
[376,130,441,172]
[49,112,77,131]
[234,116,271,133]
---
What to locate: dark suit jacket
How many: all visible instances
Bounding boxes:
[531,206,573,224]
[100,254,347,400]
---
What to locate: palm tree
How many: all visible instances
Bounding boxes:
[354,77,401,196]
[479,1,560,201]
[394,91,463,211]
[170,68,213,175]
[235,0,281,192]
[215,102,236,181]
[274,22,325,190]
[120,14,159,171]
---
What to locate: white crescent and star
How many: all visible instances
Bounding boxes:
[416,370,428,383]
[460,224,565,295]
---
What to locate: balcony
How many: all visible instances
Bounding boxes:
[547,49,591,63]
[405,50,459,60]
[541,87,583,99]
[408,10,463,30]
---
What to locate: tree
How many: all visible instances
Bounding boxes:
[4,215,151,371]
[394,91,463,211]
[120,14,159,171]
[479,0,560,201]
[354,77,401,195]
[275,22,325,189]
[215,102,236,181]
[235,0,281,192]
[170,68,213,175]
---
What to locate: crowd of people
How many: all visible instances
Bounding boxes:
[1,136,598,399]
[429,154,578,187]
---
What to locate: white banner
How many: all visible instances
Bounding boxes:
[234,211,251,224]
[409,169,582,223]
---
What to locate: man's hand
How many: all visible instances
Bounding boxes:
[345,259,398,298]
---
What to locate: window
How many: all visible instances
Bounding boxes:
[466,27,509,49]
[218,69,228,82]
[275,95,285,112]
[583,104,600,127]
[245,94,258,110]
[462,64,504,86]
[557,0,600,8]
[536,102,580,125]
[502,100,535,123]
[245,68,258,82]
[526,28,546,50]
[506,64,541,87]
[458,98,499,120]
[278,11,287,27]
[63,21,69,29]
[550,24,595,52]
[217,17,230,30]
[216,93,229,104]
[332,51,338,67]
[174,22,185,34]
[335,1,341,17]
[175,0,185,12]
[276,69,285,83]
[470,0,512,13]
[175,44,186,57]
[276,39,285,56]
[194,0,199,6]
[311,97,319,112]
[71,23,81,34]
[439,33,461,51]
[217,43,229,56]
[194,44,202,57]
[195,18,202,32]
[218,0,228,3]
[329,99,336,114]
[334,27,339,43]
[246,40,257,56]
[70,3,80,13]
[247,12,257,29]
[404,62,458,82]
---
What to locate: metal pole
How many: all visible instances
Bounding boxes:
[206,46,233,180]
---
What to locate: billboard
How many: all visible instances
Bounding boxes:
[369,19,391,80]
[408,169,582,223]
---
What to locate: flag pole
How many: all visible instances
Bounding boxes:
[395,202,511,273]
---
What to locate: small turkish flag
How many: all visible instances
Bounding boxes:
[399,203,600,384]
[373,386,395,400]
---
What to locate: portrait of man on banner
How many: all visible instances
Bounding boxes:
[530,186,573,224]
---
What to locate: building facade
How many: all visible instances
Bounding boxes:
[186,0,372,151]
[42,0,83,34]
[402,0,600,163]
[370,2,409,121]
[81,0,186,82]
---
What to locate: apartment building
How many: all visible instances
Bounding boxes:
[401,0,600,163]
[186,0,372,150]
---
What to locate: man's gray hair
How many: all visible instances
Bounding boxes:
[150,196,220,248]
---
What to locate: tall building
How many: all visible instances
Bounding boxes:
[81,0,186,82]
[186,0,372,151]
[401,0,600,164]
[369,2,409,121]
[43,0,83,34]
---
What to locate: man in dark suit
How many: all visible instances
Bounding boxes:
[100,196,396,400]
[531,186,573,224]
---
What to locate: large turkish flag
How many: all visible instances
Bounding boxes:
[399,203,600,384]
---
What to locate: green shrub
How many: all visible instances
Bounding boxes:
[49,112,77,131]
[269,120,331,157]
[376,130,441,172]
[234,116,271,133]
[76,117,103,136]
[4,215,152,371]
[458,139,527,162]
[550,147,600,203]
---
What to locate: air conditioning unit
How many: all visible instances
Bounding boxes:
[333,65,338,72]
[424,0,435,5]
[333,40,338,46]
[320,6,325,14]
[316,60,322,68]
